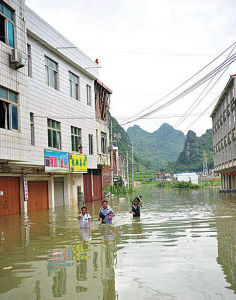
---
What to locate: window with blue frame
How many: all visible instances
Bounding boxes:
[0,86,18,130]
[0,1,14,48]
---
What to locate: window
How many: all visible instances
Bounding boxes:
[45,56,58,89]
[30,113,35,145]
[89,134,93,155]
[0,2,14,48]
[27,44,32,77]
[87,85,91,105]
[101,132,107,154]
[69,72,79,100]
[47,119,61,150]
[71,126,82,152]
[0,86,18,130]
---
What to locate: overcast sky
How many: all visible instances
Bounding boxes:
[25,0,236,136]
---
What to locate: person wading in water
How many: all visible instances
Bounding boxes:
[98,200,115,224]
[78,206,91,233]
[130,199,141,217]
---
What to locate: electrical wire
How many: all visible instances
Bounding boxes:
[121,41,236,125]
[121,52,236,125]
[162,43,236,138]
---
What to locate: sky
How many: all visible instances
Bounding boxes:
[25,0,236,136]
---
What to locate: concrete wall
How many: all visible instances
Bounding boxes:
[0,0,29,162]
[26,34,97,169]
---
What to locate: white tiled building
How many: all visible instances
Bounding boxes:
[211,75,236,191]
[0,0,108,215]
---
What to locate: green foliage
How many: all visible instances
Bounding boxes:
[104,184,136,196]
[111,115,214,179]
[166,129,214,173]
[127,123,185,170]
[111,116,153,172]
[199,179,221,187]
[141,181,200,189]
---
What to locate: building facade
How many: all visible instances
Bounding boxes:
[95,80,112,190]
[211,75,236,191]
[0,0,110,216]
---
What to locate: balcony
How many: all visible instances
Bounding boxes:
[97,153,110,166]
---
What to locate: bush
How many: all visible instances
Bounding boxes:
[104,184,136,196]
[154,181,200,189]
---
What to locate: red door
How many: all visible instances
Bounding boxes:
[28,181,49,212]
[93,170,103,201]
[0,177,20,216]
[83,171,92,202]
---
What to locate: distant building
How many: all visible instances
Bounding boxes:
[174,172,198,184]
[112,146,123,182]
[211,75,236,191]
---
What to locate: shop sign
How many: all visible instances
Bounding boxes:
[69,153,87,173]
[45,149,69,172]
[23,176,28,201]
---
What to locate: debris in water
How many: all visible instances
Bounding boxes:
[3,266,13,270]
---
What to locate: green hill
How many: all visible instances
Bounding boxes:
[111,116,153,172]
[127,123,186,170]
[166,129,214,172]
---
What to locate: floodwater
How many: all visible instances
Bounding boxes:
[0,187,236,300]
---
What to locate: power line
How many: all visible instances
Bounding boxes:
[121,52,236,125]
[121,41,236,125]
[183,49,236,133]
[163,43,236,138]
[176,44,236,128]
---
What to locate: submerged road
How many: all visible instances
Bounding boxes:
[0,186,236,299]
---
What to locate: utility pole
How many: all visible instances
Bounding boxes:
[126,152,129,188]
[203,151,208,176]
[131,144,134,187]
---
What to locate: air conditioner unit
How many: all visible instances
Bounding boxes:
[10,49,27,70]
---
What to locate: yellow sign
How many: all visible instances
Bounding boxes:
[69,154,87,173]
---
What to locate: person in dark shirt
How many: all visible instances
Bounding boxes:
[135,195,143,207]
[130,199,141,217]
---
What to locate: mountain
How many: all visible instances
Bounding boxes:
[166,129,214,172]
[111,116,153,171]
[127,123,186,170]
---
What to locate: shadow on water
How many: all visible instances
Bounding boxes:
[0,186,236,299]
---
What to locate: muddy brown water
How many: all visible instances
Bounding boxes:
[0,186,236,299]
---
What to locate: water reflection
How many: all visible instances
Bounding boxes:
[216,193,236,294]
[0,188,236,299]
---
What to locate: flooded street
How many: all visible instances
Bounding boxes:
[0,186,236,300]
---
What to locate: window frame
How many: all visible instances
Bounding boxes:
[69,71,79,100]
[27,44,32,77]
[89,134,93,155]
[47,118,61,150]
[87,84,92,106]
[0,86,18,131]
[30,112,35,146]
[0,1,15,48]
[45,56,58,90]
[71,125,82,152]
[101,132,107,154]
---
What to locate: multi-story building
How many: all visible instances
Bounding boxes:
[0,0,111,216]
[211,74,236,191]
[94,79,112,192]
